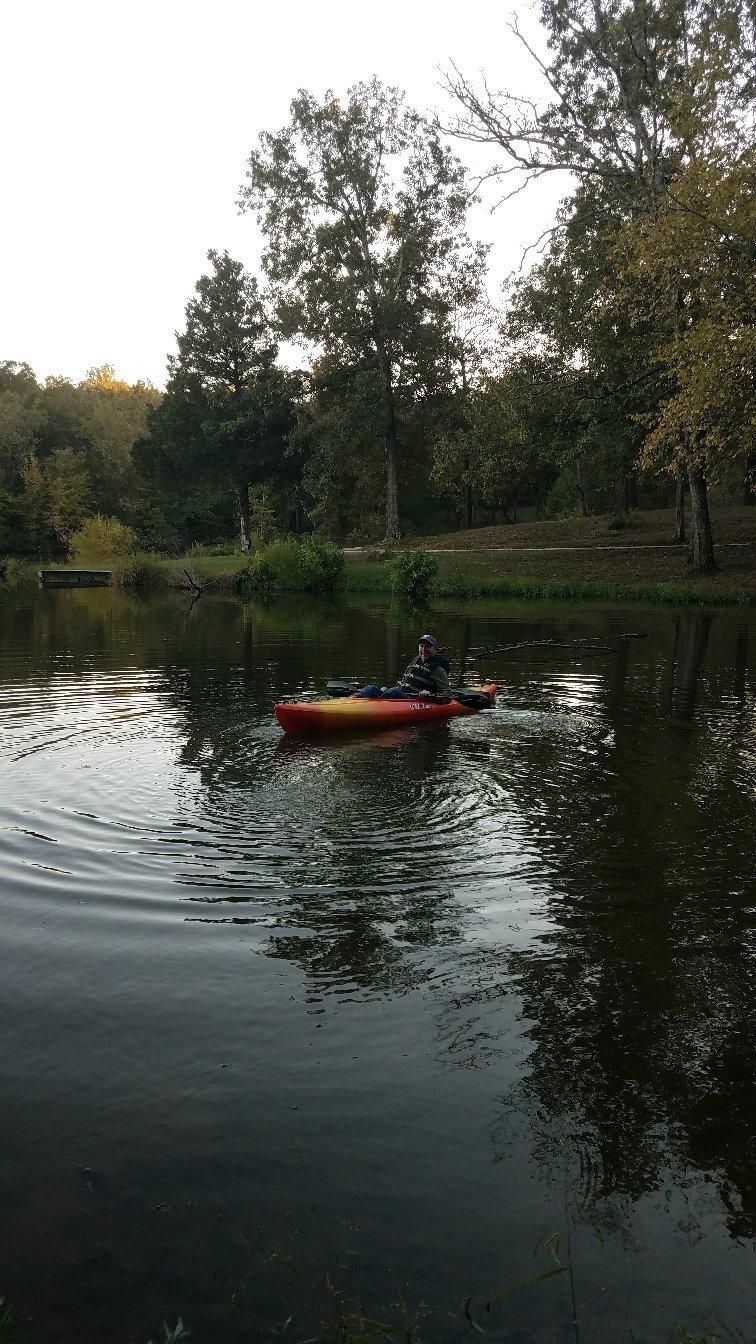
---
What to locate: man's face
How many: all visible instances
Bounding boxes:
[419,640,434,661]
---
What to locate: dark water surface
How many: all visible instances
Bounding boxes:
[1,588,754,1343]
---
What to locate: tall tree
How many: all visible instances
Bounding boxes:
[240,79,479,540]
[152,250,296,549]
[443,0,755,570]
[505,182,660,518]
[0,361,42,490]
[620,153,756,567]
[76,366,159,517]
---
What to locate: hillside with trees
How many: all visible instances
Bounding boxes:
[1,1,753,574]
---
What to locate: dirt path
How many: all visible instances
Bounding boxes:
[344,542,752,554]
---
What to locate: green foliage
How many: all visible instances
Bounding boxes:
[0,1295,16,1343]
[386,550,437,601]
[110,553,165,589]
[0,361,159,556]
[133,505,181,555]
[138,251,296,552]
[606,513,632,531]
[71,514,138,561]
[186,541,237,558]
[0,487,31,553]
[445,0,755,566]
[1,556,35,587]
[32,370,157,524]
[26,446,91,548]
[234,536,345,597]
[241,79,484,538]
[345,556,752,606]
[301,535,345,591]
[0,361,43,490]
[544,468,583,520]
[249,485,280,546]
[622,153,756,480]
[1,16,753,569]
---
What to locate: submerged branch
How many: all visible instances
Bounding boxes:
[469,636,646,658]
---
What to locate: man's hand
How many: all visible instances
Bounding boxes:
[419,690,431,698]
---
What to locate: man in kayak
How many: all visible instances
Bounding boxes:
[355,634,450,700]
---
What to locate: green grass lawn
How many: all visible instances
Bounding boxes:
[375,505,756,551]
[17,506,754,605]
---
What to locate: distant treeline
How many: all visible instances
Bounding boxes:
[1,2,754,571]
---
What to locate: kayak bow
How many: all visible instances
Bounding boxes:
[274,684,497,734]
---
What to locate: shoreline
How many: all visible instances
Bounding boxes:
[4,508,753,608]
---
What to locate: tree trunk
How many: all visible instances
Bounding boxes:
[461,354,473,529]
[687,464,716,572]
[574,456,589,516]
[358,229,401,542]
[384,433,400,541]
[237,482,251,552]
[743,455,755,505]
[465,476,473,529]
[375,343,401,540]
[613,463,627,521]
[673,469,686,544]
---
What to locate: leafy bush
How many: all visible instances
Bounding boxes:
[111,553,165,589]
[543,469,582,519]
[249,486,280,547]
[605,513,638,531]
[386,549,437,601]
[301,535,345,591]
[135,507,181,555]
[71,514,137,560]
[0,488,32,554]
[2,556,36,587]
[346,512,385,544]
[233,536,345,598]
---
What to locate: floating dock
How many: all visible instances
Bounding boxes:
[38,569,111,588]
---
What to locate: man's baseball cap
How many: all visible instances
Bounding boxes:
[418,634,438,646]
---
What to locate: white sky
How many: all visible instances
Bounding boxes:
[2,0,565,389]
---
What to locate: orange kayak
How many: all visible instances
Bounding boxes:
[275,685,497,734]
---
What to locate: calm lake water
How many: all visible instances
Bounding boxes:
[1,587,754,1344]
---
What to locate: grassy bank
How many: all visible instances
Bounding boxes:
[130,504,756,607]
[379,504,756,551]
[344,547,754,605]
[344,505,754,605]
[5,506,753,606]
[344,562,753,605]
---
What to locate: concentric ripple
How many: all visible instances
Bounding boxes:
[0,592,754,1344]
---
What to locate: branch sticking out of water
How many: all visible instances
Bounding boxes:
[469,636,646,659]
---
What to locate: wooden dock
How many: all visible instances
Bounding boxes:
[38,569,111,588]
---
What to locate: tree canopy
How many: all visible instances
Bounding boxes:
[240,79,485,539]
[1,25,753,568]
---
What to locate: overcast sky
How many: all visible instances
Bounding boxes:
[2,0,565,388]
